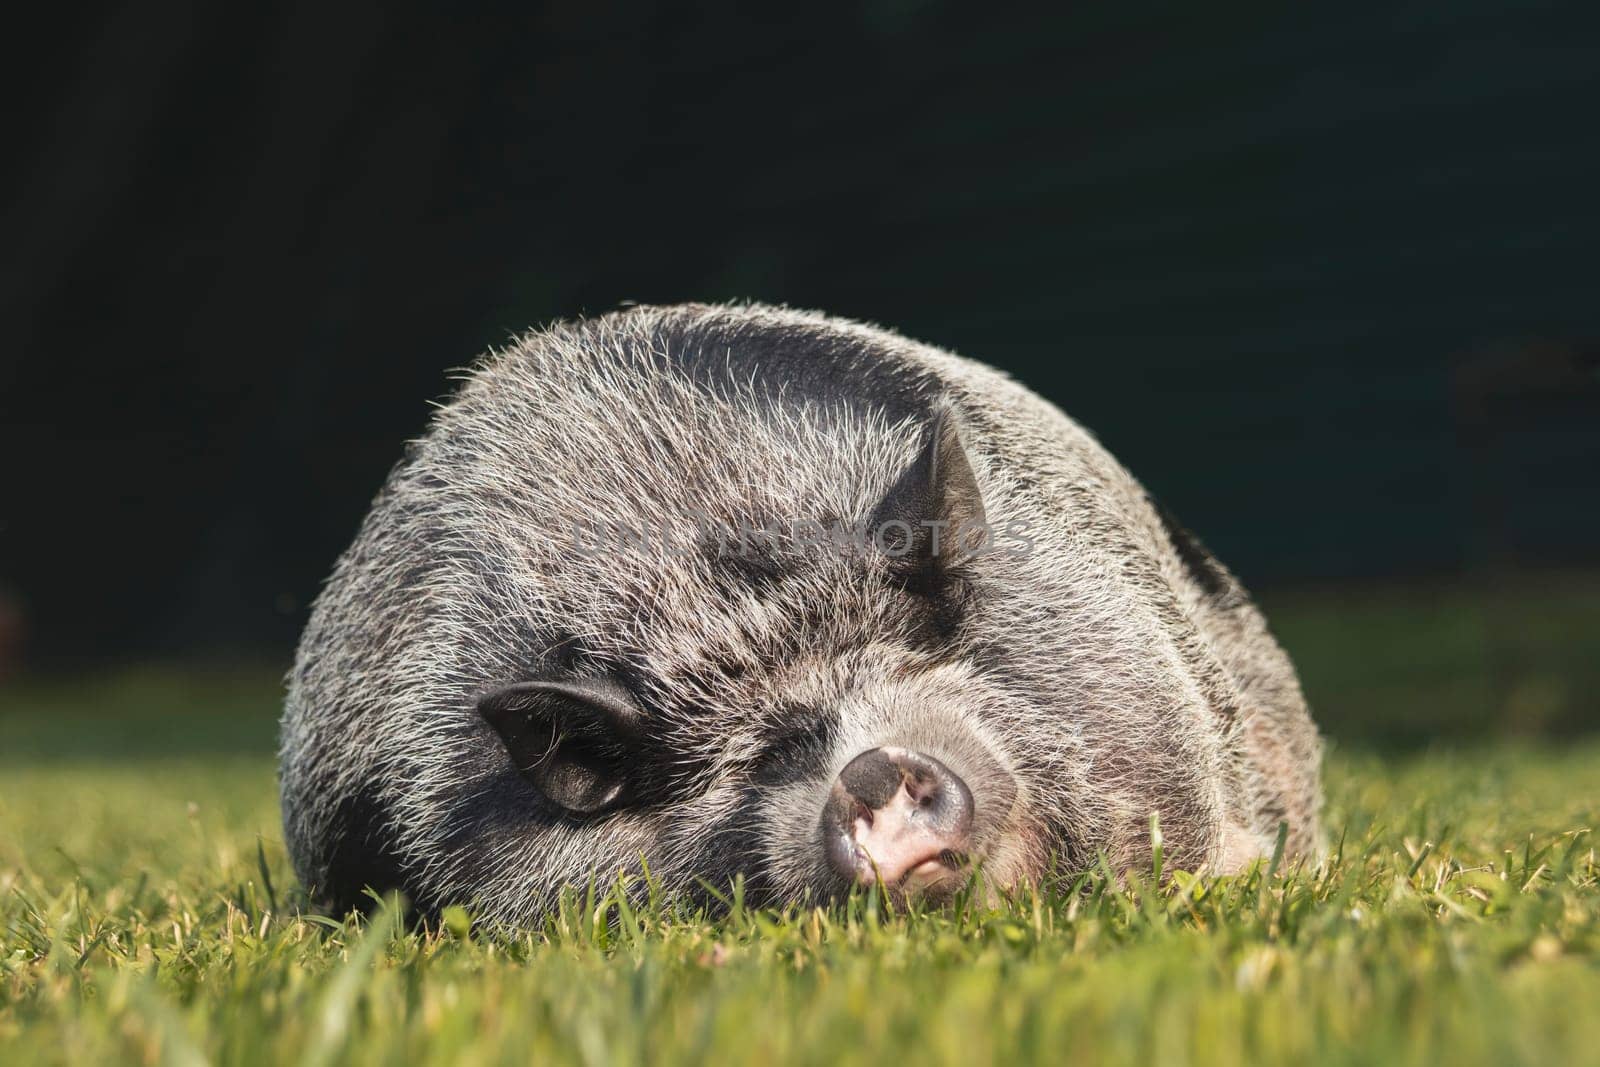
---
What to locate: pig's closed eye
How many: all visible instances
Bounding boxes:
[750,715,834,784]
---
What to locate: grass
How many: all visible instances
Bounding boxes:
[1263,571,1600,744]
[2,574,1599,1065]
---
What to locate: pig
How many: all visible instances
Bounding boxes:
[279,302,1322,923]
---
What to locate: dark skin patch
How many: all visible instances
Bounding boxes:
[837,748,905,809]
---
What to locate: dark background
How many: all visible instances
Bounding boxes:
[3,2,1597,739]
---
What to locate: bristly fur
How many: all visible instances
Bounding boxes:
[279,303,1323,924]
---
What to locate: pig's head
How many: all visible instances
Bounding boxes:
[405,404,1100,924]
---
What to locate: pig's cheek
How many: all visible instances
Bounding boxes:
[977,819,1048,890]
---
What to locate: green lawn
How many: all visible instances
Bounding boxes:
[2,648,1598,1064]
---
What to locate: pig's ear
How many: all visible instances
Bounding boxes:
[871,404,989,567]
[478,676,643,815]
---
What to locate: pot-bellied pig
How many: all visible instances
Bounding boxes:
[280,302,1322,923]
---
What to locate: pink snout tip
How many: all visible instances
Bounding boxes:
[822,746,975,896]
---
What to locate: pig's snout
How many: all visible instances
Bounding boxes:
[820,746,975,897]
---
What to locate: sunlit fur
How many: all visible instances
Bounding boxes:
[279,303,1322,925]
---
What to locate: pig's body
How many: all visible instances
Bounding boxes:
[280,303,1321,923]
